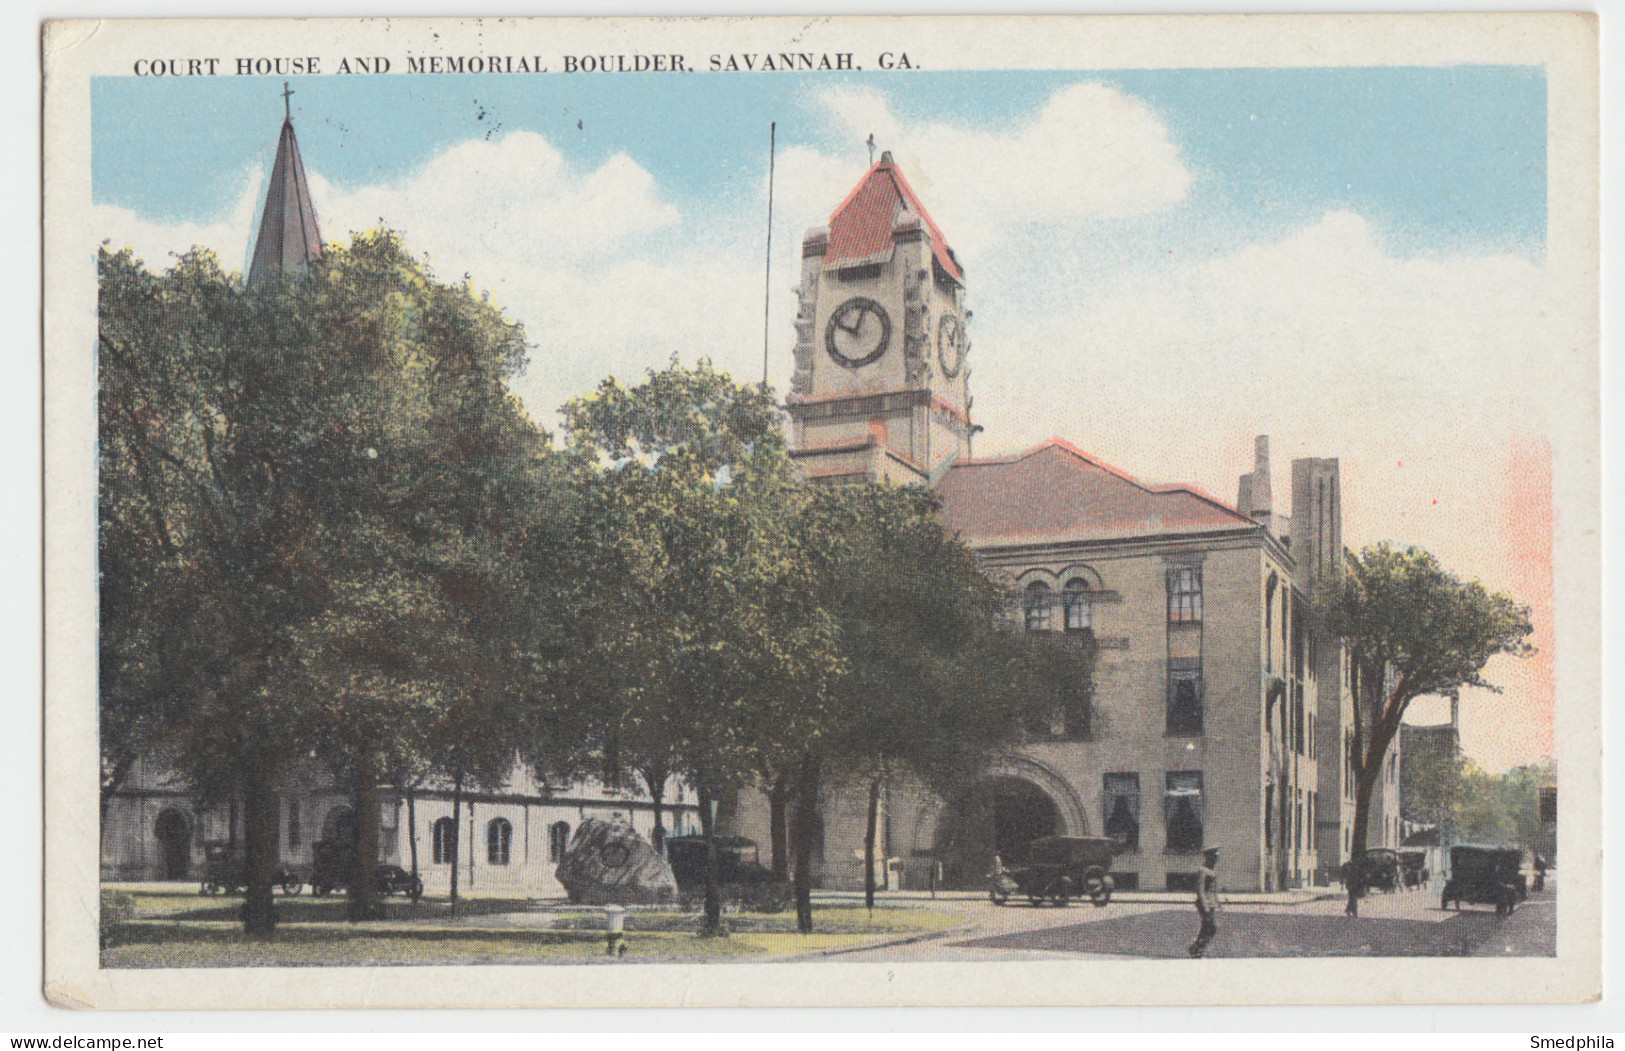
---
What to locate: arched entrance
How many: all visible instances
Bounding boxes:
[154,808,190,880]
[933,778,1060,890]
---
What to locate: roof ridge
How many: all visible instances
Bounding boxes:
[956,437,1256,526]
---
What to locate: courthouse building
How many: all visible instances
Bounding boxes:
[741,152,1401,891]
[101,118,1401,895]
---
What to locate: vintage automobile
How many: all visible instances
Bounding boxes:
[665,834,791,912]
[1441,844,1522,916]
[198,842,303,896]
[308,839,424,900]
[988,835,1116,908]
[1342,848,1402,894]
[1498,848,1530,902]
[1399,850,1430,889]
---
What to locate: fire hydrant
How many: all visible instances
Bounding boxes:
[604,904,627,956]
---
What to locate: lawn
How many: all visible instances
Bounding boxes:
[101,887,958,967]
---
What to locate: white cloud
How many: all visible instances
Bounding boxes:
[311,131,682,269]
[95,167,264,273]
[777,83,1193,260]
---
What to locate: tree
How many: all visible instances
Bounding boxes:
[554,360,837,935]
[1399,724,1465,831]
[1317,543,1534,915]
[788,482,1079,918]
[97,233,550,933]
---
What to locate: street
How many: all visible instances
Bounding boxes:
[816,882,1557,962]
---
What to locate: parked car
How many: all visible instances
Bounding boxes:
[1399,850,1430,889]
[988,835,1116,908]
[665,834,790,912]
[1343,848,1402,894]
[309,839,423,900]
[1441,845,1522,916]
[198,842,303,896]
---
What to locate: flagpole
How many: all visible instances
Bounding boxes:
[762,121,776,389]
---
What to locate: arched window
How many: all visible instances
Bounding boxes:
[486,818,513,865]
[548,821,571,863]
[1061,579,1093,633]
[1023,582,1055,632]
[432,816,458,865]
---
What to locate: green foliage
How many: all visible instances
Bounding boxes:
[1399,729,1466,827]
[98,233,552,927]
[1317,542,1534,913]
[799,480,1078,799]
[1455,759,1554,848]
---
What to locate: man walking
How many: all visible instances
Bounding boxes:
[1188,846,1220,958]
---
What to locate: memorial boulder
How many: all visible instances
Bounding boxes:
[555,817,677,905]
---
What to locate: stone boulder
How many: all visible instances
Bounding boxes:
[555,817,677,905]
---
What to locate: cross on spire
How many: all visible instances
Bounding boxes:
[282,81,294,120]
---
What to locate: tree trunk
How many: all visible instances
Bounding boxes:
[449,770,463,917]
[406,784,419,895]
[863,774,881,911]
[695,781,725,936]
[240,763,279,939]
[715,785,740,838]
[348,756,382,922]
[1346,769,1376,917]
[792,751,821,934]
[641,765,667,854]
[768,771,791,881]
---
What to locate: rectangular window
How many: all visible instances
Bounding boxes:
[1109,871,1140,891]
[837,263,882,282]
[1264,784,1274,850]
[1167,658,1203,735]
[1164,771,1204,854]
[287,800,301,848]
[1166,872,1200,892]
[1167,565,1203,623]
[1103,773,1140,852]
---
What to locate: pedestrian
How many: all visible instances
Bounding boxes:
[1188,846,1221,958]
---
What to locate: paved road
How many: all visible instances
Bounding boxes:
[824,883,1557,962]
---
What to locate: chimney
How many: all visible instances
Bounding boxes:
[1237,434,1272,518]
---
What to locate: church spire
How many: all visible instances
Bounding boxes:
[247,84,322,289]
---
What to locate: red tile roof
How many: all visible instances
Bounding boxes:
[937,439,1258,548]
[824,155,963,283]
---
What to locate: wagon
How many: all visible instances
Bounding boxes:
[988,835,1116,908]
[198,842,303,896]
[1441,845,1521,916]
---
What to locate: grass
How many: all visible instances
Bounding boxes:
[101,886,959,967]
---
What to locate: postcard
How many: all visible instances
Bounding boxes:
[43,14,1599,1009]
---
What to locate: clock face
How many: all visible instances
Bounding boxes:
[936,314,965,379]
[825,297,891,369]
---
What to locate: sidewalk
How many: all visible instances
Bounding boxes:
[813,887,1333,907]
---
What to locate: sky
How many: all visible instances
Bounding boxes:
[91,67,1559,773]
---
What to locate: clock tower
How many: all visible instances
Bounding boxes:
[787,152,973,485]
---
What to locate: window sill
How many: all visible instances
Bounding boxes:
[1164,847,1204,857]
[1165,729,1205,738]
